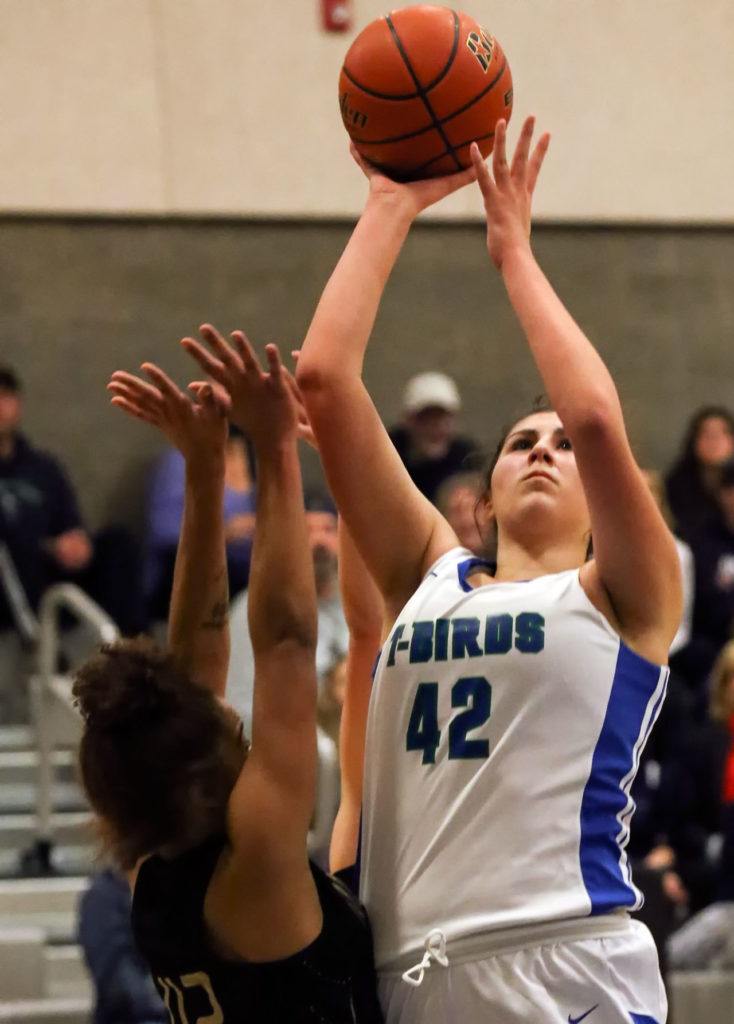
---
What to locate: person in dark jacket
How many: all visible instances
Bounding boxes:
[682,460,734,687]
[0,366,93,720]
[78,869,166,1024]
[665,406,734,541]
[388,372,479,504]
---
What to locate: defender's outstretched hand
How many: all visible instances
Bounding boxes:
[470,116,551,270]
[182,325,297,447]
[350,142,476,220]
[107,361,228,463]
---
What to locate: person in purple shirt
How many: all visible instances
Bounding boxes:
[145,424,256,622]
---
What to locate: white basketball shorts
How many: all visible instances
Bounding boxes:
[377,918,666,1024]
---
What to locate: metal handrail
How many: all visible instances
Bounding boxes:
[32,584,118,845]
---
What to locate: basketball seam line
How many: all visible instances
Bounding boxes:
[341,11,459,104]
[347,56,507,147]
[439,58,509,128]
[384,14,461,173]
[423,10,460,94]
[342,65,419,102]
[350,119,495,149]
[345,56,508,145]
[412,129,496,174]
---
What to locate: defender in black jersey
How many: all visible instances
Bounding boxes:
[75,329,382,1023]
[133,838,379,1023]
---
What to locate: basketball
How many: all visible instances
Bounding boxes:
[339,5,513,181]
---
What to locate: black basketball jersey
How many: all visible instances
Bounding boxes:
[131,835,383,1024]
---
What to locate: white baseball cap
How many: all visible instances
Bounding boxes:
[403,372,461,414]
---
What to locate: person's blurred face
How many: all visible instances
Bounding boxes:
[0,388,21,438]
[306,511,338,556]
[694,416,734,468]
[306,511,339,595]
[326,658,348,708]
[407,406,456,458]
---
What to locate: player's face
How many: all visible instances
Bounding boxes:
[488,411,590,539]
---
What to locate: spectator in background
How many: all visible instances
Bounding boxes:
[79,869,166,1024]
[686,460,734,686]
[318,651,348,748]
[665,406,734,541]
[435,470,488,557]
[0,366,92,719]
[144,424,255,623]
[666,642,734,971]
[711,640,734,820]
[389,371,479,504]
[225,490,348,731]
[642,470,695,657]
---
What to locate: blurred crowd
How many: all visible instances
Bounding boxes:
[2,362,734,1002]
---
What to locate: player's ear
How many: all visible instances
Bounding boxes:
[477,487,493,520]
[474,491,494,542]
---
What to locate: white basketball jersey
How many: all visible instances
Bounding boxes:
[358,548,669,968]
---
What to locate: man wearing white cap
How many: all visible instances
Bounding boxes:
[388,371,479,505]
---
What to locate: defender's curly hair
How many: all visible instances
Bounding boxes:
[73,636,245,869]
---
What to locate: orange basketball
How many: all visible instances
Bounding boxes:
[339,5,513,180]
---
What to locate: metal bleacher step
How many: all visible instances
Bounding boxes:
[0,997,91,1023]
[0,726,35,753]
[0,813,93,854]
[0,877,89,918]
[0,844,96,881]
[45,945,92,1001]
[0,877,89,945]
[0,750,77,787]
[0,782,86,816]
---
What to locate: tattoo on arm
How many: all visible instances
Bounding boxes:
[201,598,229,631]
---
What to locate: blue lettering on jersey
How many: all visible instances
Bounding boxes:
[394,611,546,668]
[409,621,434,663]
[452,617,483,659]
[515,612,545,653]
[387,624,406,666]
[484,613,513,654]
[435,618,450,661]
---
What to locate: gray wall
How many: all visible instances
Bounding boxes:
[1,217,733,535]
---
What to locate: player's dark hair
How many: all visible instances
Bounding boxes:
[73,636,246,870]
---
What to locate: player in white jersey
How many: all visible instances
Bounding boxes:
[296,118,682,1024]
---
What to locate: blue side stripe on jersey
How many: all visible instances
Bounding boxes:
[629,1015,660,1024]
[579,642,667,915]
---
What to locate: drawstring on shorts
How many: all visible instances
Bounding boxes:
[401,929,449,987]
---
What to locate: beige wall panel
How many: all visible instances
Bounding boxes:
[153,0,734,221]
[0,0,165,212]
[0,0,731,219]
[150,0,469,218]
[480,0,734,222]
